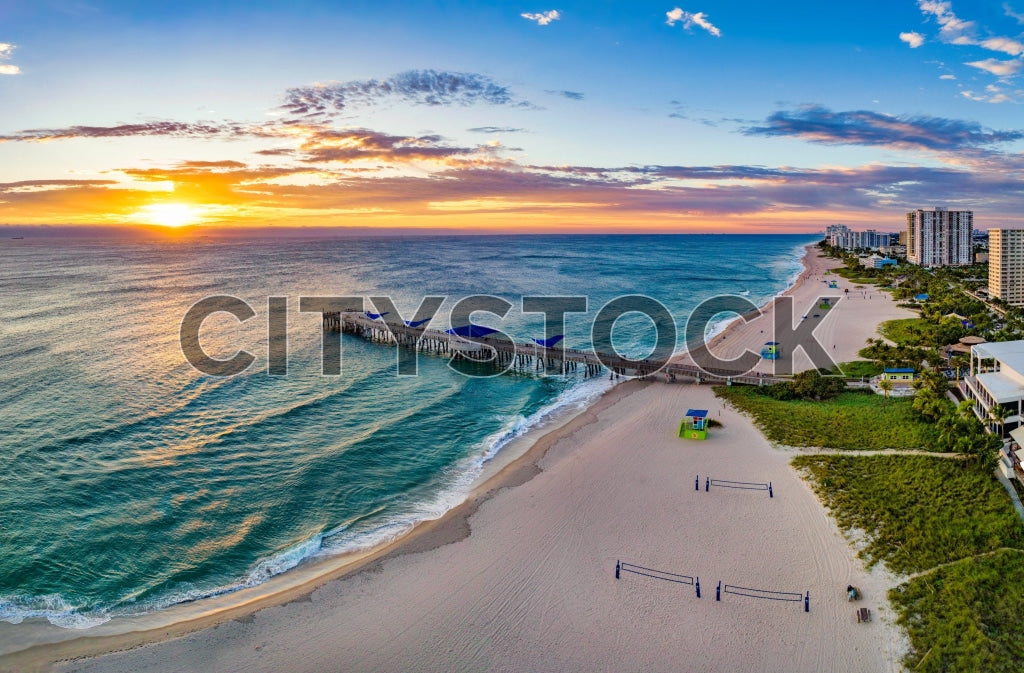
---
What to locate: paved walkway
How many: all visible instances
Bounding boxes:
[995,470,1024,525]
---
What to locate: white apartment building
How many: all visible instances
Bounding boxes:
[989,229,1024,307]
[961,341,1024,438]
[906,207,973,267]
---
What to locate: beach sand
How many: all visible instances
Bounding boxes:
[676,246,916,375]
[1,247,916,673]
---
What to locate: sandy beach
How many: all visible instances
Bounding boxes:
[1,247,918,673]
[677,245,916,375]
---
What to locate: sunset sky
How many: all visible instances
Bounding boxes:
[2,0,1023,233]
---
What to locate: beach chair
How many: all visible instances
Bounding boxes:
[857,607,871,623]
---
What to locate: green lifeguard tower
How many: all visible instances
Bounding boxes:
[679,409,709,440]
[819,297,832,310]
[760,341,781,360]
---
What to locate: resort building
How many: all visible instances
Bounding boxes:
[906,208,973,267]
[960,340,1024,437]
[988,229,1024,307]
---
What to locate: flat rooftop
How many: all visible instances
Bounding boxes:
[973,340,1024,376]
[975,371,1024,404]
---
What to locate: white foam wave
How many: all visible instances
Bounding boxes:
[0,593,111,629]
[1,377,614,630]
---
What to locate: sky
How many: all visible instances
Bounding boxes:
[1,0,1023,234]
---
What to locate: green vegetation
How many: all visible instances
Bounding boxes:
[879,317,939,346]
[891,550,1024,673]
[716,387,942,450]
[858,338,927,370]
[833,267,880,285]
[791,455,1024,573]
[798,242,1024,670]
[755,369,846,402]
[833,360,882,378]
[793,454,1024,672]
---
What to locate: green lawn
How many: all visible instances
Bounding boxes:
[890,550,1024,672]
[833,360,882,378]
[715,387,941,450]
[834,267,881,284]
[879,317,935,346]
[791,455,1024,574]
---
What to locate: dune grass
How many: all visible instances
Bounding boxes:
[793,454,1024,672]
[833,360,882,378]
[889,549,1024,673]
[715,387,941,450]
[791,455,1024,574]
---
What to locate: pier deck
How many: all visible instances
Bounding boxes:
[324,312,791,385]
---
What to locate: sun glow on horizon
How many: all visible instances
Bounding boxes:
[136,203,201,228]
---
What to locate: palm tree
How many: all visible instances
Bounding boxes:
[878,378,893,402]
[950,354,970,384]
[988,404,1010,438]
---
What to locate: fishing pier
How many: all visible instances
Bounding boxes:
[323,311,786,385]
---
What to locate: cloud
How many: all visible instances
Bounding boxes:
[292,128,486,165]
[521,10,560,25]
[940,73,957,79]
[546,89,584,100]
[979,36,1024,56]
[743,104,1024,150]
[0,121,251,142]
[467,126,526,133]
[281,70,529,118]
[665,8,721,37]
[1006,3,1024,23]
[918,0,976,44]
[5,141,1024,228]
[0,42,20,75]
[966,58,1024,76]
[899,32,925,48]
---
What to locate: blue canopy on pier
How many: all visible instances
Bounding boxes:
[365,311,390,320]
[446,325,499,338]
[532,335,565,348]
[685,409,709,418]
[404,317,432,328]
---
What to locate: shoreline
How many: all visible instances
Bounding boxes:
[1,242,913,672]
[0,378,640,672]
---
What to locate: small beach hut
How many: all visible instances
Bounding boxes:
[882,367,915,383]
[760,341,781,360]
[679,409,709,440]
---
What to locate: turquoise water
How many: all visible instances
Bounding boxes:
[0,234,815,628]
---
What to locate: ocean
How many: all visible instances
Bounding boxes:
[0,233,815,629]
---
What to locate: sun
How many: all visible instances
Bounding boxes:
[136,203,200,228]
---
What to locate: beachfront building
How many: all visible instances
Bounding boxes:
[826,224,895,251]
[882,368,915,383]
[960,341,1024,437]
[906,207,973,267]
[988,229,1024,307]
[871,368,916,397]
[880,244,907,258]
[858,255,897,269]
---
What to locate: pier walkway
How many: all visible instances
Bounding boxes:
[324,312,790,385]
